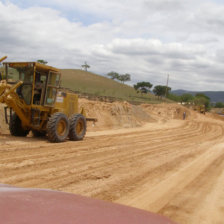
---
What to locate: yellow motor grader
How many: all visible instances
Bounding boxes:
[0,56,7,80]
[193,104,206,114]
[0,60,95,142]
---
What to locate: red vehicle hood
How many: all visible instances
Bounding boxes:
[0,184,176,224]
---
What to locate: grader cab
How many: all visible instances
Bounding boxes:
[0,61,93,142]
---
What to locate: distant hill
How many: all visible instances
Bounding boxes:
[60,69,167,104]
[172,89,224,103]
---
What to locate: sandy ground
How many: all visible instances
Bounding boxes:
[1,100,224,224]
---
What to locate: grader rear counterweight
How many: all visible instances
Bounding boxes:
[0,61,95,142]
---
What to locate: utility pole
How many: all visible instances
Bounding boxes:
[165,74,169,97]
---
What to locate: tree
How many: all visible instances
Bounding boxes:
[118,73,131,84]
[107,72,131,84]
[153,85,171,99]
[37,59,48,64]
[107,71,120,80]
[134,82,153,94]
[81,61,90,71]
[167,93,181,102]
[195,93,210,101]
[180,93,194,103]
[194,93,210,111]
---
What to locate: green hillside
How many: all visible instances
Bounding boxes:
[60,69,166,103]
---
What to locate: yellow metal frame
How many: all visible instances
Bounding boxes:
[0,56,7,63]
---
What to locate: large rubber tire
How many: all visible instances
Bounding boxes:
[9,113,29,137]
[47,112,69,143]
[69,114,86,141]
[32,130,46,137]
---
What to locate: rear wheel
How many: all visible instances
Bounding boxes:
[69,114,86,141]
[9,113,29,137]
[47,112,69,143]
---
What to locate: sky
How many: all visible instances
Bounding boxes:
[0,0,224,91]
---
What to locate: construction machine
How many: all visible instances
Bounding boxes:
[0,60,96,142]
[0,56,7,80]
[193,105,206,114]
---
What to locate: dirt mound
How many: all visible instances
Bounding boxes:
[79,100,202,131]
[205,111,224,121]
[0,99,201,134]
[79,99,154,131]
[140,103,194,123]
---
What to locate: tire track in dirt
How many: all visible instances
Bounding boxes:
[0,120,215,187]
[115,142,224,208]
[0,121,222,188]
[158,147,224,224]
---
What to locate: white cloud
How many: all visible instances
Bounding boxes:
[1,0,224,91]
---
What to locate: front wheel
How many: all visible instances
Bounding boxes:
[47,112,69,143]
[69,114,86,141]
[9,113,29,137]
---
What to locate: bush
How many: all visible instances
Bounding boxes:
[214,102,224,108]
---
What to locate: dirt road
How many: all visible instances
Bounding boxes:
[0,102,224,224]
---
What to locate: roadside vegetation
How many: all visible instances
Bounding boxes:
[214,102,224,108]
[167,92,211,111]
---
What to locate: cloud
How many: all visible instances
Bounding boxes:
[0,0,224,91]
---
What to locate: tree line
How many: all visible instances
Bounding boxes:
[106,71,171,98]
[173,93,224,110]
[134,82,171,98]
[214,102,224,108]
[106,71,215,110]
[168,93,211,110]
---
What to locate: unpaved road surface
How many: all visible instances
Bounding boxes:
[1,102,224,224]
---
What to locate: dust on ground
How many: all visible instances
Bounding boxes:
[0,99,224,224]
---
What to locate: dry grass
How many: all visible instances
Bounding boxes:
[60,69,170,104]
